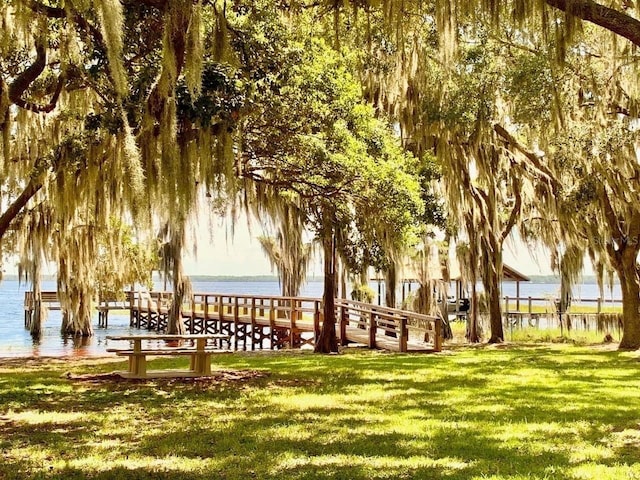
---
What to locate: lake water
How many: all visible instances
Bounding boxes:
[0,279,622,358]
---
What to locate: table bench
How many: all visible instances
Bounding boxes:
[106,334,230,379]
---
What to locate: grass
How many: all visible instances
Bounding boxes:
[1,345,640,479]
[506,327,620,344]
[449,322,619,345]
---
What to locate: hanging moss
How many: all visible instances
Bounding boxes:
[95,0,128,98]
[185,0,204,97]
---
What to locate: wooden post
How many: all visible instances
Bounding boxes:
[313,300,321,346]
[516,282,521,311]
[234,296,239,350]
[189,296,196,334]
[434,317,443,352]
[340,303,348,346]
[251,298,257,351]
[131,338,145,378]
[528,296,532,321]
[24,292,31,329]
[269,298,276,350]
[289,298,296,348]
[128,290,135,326]
[597,297,602,314]
[504,296,510,328]
[136,292,142,328]
[368,311,377,349]
[399,316,408,352]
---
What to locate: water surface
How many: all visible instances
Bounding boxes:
[0,279,622,358]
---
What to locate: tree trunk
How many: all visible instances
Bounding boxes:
[30,298,44,338]
[384,262,398,338]
[164,220,187,335]
[466,282,480,343]
[384,262,397,308]
[60,289,93,336]
[29,262,44,338]
[617,251,640,350]
[483,237,504,343]
[167,254,187,335]
[315,228,338,353]
[168,281,187,334]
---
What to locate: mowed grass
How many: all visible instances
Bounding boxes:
[449,322,620,345]
[1,345,640,479]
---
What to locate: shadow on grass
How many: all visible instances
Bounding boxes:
[1,346,640,479]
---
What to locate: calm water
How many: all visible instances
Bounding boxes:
[0,279,622,357]
[0,279,325,358]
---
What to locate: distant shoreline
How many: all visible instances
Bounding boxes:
[0,273,616,284]
[0,274,322,283]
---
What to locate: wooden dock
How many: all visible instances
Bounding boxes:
[24,290,442,353]
[131,292,442,353]
[24,291,134,329]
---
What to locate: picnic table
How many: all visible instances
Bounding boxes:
[106,334,229,379]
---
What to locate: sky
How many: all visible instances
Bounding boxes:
[2,210,561,278]
[181,211,560,277]
[181,212,325,277]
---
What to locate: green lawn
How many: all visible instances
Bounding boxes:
[1,345,640,479]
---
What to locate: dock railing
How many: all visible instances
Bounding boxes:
[185,294,442,352]
[25,290,135,329]
[502,295,624,333]
[335,299,442,352]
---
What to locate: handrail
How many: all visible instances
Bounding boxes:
[336,297,438,321]
[502,295,623,303]
[24,290,134,309]
[335,298,441,352]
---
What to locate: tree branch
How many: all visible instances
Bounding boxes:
[0,177,43,240]
[27,1,105,48]
[493,123,561,193]
[546,0,640,47]
[14,73,65,113]
[8,41,47,105]
[243,168,348,199]
[26,0,65,18]
[501,175,522,244]
[145,5,190,122]
[123,0,168,8]
[7,38,67,114]
[600,185,625,252]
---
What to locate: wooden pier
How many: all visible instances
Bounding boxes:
[130,291,442,353]
[501,295,624,335]
[24,290,443,352]
[24,291,133,329]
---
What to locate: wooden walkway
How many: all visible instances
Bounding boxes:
[24,290,442,352]
[24,291,134,329]
[130,292,442,353]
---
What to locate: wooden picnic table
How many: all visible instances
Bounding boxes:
[106,334,229,379]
